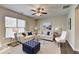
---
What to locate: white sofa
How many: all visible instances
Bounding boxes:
[17,29,54,42]
[17,32,35,43]
[37,30,54,41]
[38,34,53,41]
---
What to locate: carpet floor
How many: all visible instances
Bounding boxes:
[0,40,60,54]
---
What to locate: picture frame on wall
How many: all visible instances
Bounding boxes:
[42,22,52,30]
[69,18,71,30]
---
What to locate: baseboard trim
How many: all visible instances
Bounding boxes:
[67,40,75,51]
[60,40,74,54]
[73,49,79,51]
[67,40,79,54]
[73,50,79,54]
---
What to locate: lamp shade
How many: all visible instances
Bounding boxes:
[55,27,59,31]
[34,27,38,30]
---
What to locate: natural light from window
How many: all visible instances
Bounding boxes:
[5,16,25,38]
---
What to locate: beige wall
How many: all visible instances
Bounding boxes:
[75,6,79,51]
[37,15,67,31]
[26,18,36,32]
[0,7,36,43]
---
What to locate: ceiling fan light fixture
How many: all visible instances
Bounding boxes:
[39,9,42,12]
[36,13,41,16]
[31,7,47,16]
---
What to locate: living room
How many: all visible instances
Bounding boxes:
[0,4,79,54]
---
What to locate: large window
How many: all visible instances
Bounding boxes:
[5,16,25,38]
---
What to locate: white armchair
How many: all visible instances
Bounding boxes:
[55,31,67,43]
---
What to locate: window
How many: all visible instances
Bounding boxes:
[17,19,25,33]
[5,16,25,38]
[5,17,16,27]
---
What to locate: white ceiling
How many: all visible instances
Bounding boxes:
[0,4,71,19]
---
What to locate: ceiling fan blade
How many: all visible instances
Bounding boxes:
[31,9,36,12]
[42,12,47,14]
[32,13,36,15]
[63,5,70,9]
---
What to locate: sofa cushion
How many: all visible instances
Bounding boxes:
[42,31,47,35]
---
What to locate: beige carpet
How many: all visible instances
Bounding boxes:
[0,40,60,54]
[38,40,60,54]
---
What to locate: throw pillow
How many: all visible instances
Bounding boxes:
[28,32,32,35]
[22,33,26,37]
[47,32,50,35]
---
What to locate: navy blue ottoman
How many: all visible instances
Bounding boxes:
[22,40,40,54]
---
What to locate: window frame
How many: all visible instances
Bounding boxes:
[5,16,26,38]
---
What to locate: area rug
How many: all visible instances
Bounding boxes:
[7,41,21,47]
[1,40,60,54]
[37,40,60,54]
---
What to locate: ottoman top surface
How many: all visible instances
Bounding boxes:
[24,40,40,48]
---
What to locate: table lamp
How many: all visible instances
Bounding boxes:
[34,27,38,35]
[12,28,18,41]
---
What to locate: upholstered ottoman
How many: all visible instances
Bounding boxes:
[22,40,40,54]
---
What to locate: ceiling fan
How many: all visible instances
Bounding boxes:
[63,5,70,9]
[31,7,47,16]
